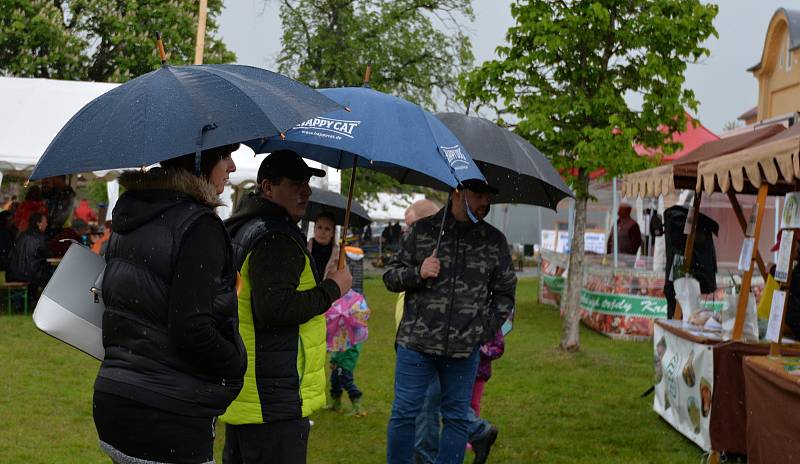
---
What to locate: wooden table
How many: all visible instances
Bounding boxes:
[743,356,800,463]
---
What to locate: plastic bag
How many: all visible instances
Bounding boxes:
[721,291,758,342]
[325,290,370,352]
[674,276,701,323]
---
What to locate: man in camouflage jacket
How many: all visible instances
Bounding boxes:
[383,180,516,464]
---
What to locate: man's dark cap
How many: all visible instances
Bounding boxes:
[460,178,499,195]
[257,150,326,183]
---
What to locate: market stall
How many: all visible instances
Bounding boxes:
[538,127,786,341]
[539,250,727,340]
[645,125,800,460]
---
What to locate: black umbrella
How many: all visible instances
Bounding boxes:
[436,112,573,210]
[306,187,371,229]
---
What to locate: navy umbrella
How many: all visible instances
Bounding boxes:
[30,64,341,180]
[247,86,486,189]
[436,112,573,210]
[306,187,371,229]
[246,85,487,266]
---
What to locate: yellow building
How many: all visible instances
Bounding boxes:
[747,8,800,123]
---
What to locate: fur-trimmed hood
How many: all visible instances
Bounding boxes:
[113,168,222,234]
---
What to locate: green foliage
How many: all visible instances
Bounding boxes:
[0,0,235,82]
[75,179,108,207]
[277,0,474,108]
[0,0,86,79]
[277,0,475,201]
[460,0,718,199]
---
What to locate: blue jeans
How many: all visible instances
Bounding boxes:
[414,378,441,464]
[387,346,479,464]
[330,366,362,400]
[413,379,492,464]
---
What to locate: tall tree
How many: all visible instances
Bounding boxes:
[460,0,717,351]
[0,0,87,79]
[276,0,474,201]
[0,0,235,83]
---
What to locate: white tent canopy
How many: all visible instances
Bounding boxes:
[362,193,426,222]
[230,144,341,191]
[0,76,118,177]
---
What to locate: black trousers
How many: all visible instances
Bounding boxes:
[223,419,310,464]
[93,391,215,464]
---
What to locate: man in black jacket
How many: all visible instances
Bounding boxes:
[383,180,516,464]
[221,151,352,463]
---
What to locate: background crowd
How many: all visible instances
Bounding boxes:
[0,175,110,306]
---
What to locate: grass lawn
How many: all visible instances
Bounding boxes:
[0,277,704,463]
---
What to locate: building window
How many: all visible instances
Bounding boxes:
[787,34,792,70]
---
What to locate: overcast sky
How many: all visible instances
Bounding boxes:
[218,1,792,134]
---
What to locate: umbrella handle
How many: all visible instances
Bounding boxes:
[338,156,358,269]
[362,64,372,86]
[425,193,451,289]
[155,31,167,65]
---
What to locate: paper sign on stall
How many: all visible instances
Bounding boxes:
[738,238,755,272]
[765,290,787,343]
[746,207,758,237]
[775,230,794,282]
[782,193,800,229]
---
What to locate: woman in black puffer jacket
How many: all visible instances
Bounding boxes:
[93,145,246,464]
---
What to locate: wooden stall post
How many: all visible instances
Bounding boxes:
[675,191,702,320]
[726,190,768,279]
[732,184,769,341]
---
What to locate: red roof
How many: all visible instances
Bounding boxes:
[589,114,718,179]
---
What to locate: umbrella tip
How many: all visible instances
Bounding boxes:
[280,132,286,140]
[23,179,30,188]
[344,106,352,113]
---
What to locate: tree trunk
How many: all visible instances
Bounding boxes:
[560,193,588,352]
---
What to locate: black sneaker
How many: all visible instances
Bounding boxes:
[471,425,498,464]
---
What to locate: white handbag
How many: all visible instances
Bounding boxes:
[32,242,106,360]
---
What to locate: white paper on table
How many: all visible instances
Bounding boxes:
[775,230,794,283]
[766,290,787,343]
[703,317,722,332]
[738,238,755,272]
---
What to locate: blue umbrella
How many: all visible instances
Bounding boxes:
[245,86,487,266]
[30,64,341,180]
[245,86,486,190]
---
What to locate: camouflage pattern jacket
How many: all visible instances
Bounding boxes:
[383,208,517,358]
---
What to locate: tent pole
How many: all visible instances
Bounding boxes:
[674,191,702,321]
[727,190,768,279]
[612,178,618,269]
[733,184,768,341]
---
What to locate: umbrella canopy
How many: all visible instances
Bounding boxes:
[31,64,341,180]
[246,86,486,190]
[435,112,573,210]
[307,187,371,228]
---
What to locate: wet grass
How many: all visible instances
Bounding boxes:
[0,278,702,463]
